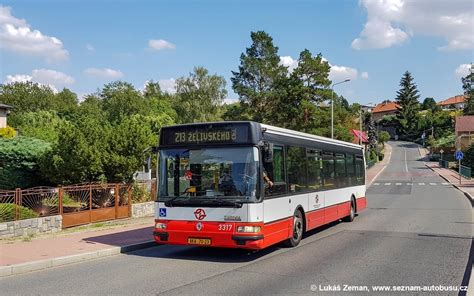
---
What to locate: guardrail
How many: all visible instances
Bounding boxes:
[460,165,472,180]
[439,159,450,169]
[366,159,376,169]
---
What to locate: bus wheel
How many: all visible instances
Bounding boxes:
[344,198,355,222]
[284,209,304,247]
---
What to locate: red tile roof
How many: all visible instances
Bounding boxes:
[351,129,368,143]
[437,95,466,106]
[372,101,399,113]
[455,116,474,132]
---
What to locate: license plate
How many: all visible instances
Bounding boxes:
[188,238,211,245]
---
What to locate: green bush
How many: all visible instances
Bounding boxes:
[131,183,151,203]
[41,193,83,208]
[462,144,474,170]
[0,203,38,222]
[378,131,390,144]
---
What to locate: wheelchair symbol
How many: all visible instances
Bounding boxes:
[159,208,167,217]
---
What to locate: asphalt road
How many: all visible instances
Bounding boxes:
[1,141,472,295]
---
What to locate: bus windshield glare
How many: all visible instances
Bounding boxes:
[158,147,259,203]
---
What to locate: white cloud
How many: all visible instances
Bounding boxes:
[148,39,176,51]
[279,55,364,83]
[455,63,472,78]
[84,68,124,79]
[4,74,32,84]
[158,78,176,93]
[329,65,359,82]
[4,69,74,92]
[0,5,69,61]
[353,0,473,51]
[279,56,299,72]
[86,44,95,51]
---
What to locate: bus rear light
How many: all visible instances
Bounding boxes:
[237,225,261,233]
[155,222,167,230]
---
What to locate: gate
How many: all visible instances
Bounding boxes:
[61,184,131,228]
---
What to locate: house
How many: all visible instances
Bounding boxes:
[0,103,13,129]
[437,95,466,110]
[455,116,474,150]
[372,101,399,122]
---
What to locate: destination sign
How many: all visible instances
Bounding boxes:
[161,124,250,146]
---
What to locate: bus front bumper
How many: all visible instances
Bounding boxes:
[153,221,266,249]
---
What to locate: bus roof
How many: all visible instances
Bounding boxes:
[159,121,363,153]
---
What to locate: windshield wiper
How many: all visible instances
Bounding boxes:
[209,198,243,208]
[164,188,191,207]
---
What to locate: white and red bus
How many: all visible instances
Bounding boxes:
[154,122,366,249]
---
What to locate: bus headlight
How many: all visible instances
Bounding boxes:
[237,225,261,233]
[155,222,167,230]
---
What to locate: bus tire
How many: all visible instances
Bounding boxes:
[284,209,304,247]
[344,198,356,222]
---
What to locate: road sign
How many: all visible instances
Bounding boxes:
[440,149,444,154]
[455,150,464,161]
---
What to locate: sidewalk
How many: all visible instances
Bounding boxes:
[425,162,474,203]
[0,216,155,277]
[366,143,392,186]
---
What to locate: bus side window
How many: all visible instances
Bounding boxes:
[287,146,307,193]
[355,155,365,185]
[322,152,336,189]
[346,154,355,186]
[307,149,322,191]
[335,153,346,188]
[264,145,287,197]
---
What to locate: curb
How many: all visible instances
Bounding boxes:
[367,143,392,187]
[0,240,155,277]
[425,164,474,206]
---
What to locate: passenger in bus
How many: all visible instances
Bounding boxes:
[219,168,237,195]
[263,170,273,188]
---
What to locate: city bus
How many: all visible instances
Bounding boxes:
[154,121,366,249]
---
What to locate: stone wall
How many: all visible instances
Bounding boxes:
[132,201,155,218]
[0,215,62,239]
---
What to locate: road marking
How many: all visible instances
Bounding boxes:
[367,143,392,187]
[406,183,413,185]
[384,182,391,185]
[405,148,409,172]
[418,182,425,185]
[396,183,402,185]
[442,182,450,185]
[429,183,437,185]
[373,183,380,186]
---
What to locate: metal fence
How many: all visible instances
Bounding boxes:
[0,181,156,226]
[439,159,450,169]
[366,159,376,169]
[460,165,472,180]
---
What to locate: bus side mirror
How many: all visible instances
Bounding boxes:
[264,142,273,163]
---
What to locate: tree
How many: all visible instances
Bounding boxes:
[231,31,287,123]
[100,81,146,123]
[462,69,474,115]
[364,113,377,152]
[421,97,439,112]
[0,137,51,189]
[378,131,390,145]
[395,71,420,137]
[8,111,67,143]
[175,67,227,123]
[0,82,56,113]
[54,88,78,116]
[462,144,474,170]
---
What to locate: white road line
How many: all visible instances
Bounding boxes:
[406,183,413,185]
[442,182,450,185]
[384,183,391,185]
[404,148,408,172]
[418,182,425,185]
[430,183,437,185]
[367,143,392,187]
[373,183,380,186]
[396,183,402,186]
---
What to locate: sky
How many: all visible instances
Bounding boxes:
[0,0,473,105]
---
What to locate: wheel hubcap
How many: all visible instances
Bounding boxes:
[293,216,302,239]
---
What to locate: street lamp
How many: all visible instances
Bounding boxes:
[359,103,373,145]
[331,79,351,139]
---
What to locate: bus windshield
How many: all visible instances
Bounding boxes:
[158,147,260,203]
